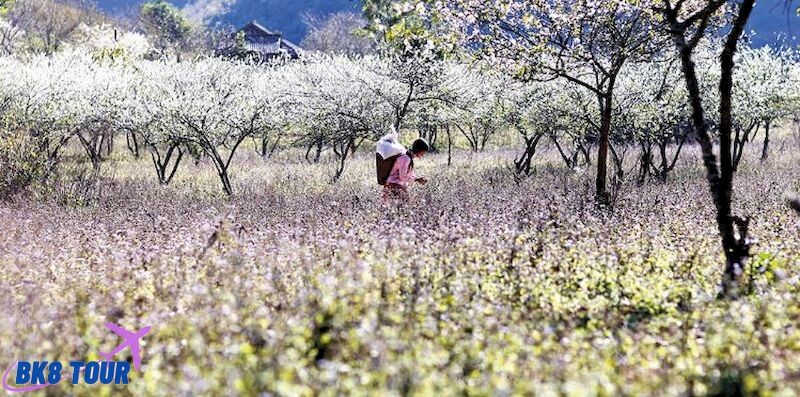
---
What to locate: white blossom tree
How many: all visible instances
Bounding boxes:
[284,55,394,181]
[401,0,670,201]
[731,46,799,165]
[0,53,82,173]
[615,58,691,182]
[153,58,255,195]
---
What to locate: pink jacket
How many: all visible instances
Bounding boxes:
[386,154,415,187]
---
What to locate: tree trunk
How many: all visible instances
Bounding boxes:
[580,143,591,165]
[126,132,140,158]
[657,126,690,183]
[552,135,576,169]
[658,142,669,182]
[718,0,756,295]
[332,138,355,183]
[269,137,281,157]
[77,131,104,171]
[305,141,315,163]
[446,125,452,167]
[305,138,324,164]
[596,94,612,202]
[514,133,543,176]
[456,125,479,152]
[419,124,438,152]
[204,135,246,196]
[314,139,323,162]
[638,141,652,185]
[761,120,770,161]
[668,0,755,297]
[150,143,183,185]
[209,154,233,195]
[164,149,183,184]
[259,136,269,157]
[104,132,114,158]
[608,143,625,189]
[731,122,756,172]
[218,169,233,195]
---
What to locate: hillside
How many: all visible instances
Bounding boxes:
[95,0,798,46]
[99,0,360,43]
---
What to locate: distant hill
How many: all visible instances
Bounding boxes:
[97,0,360,43]
[95,0,799,47]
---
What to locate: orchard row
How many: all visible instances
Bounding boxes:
[0,43,797,194]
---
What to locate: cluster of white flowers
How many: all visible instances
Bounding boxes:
[0,40,798,191]
[67,23,153,61]
[0,51,469,191]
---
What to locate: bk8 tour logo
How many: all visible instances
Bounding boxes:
[2,323,150,393]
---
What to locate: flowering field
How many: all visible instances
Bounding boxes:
[1,143,799,396]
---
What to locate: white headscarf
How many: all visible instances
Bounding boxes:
[376,131,406,160]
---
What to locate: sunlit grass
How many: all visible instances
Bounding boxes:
[1,140,799,395]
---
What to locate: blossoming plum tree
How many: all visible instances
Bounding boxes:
[731,46,800,165]
[116,62,189,185]
[0,53,79,173]
[284,55,394,181]
[153,59,254,195]
[247,68,289,159]
[502,79,578,176]
[445,66,509,152]
[615,58,691,183]
[391,0,669,202]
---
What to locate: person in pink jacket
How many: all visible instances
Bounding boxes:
[384,139,430,200]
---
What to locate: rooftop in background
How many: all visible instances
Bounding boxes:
[95,0,359,43]
[238,20,302,60]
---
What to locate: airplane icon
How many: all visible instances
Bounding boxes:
[99,323,151,371]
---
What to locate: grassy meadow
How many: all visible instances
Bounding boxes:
[1,136,800,396]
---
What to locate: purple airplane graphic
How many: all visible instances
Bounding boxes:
[99,323,151,371]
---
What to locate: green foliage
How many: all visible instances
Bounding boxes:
[140,0,192,51]
[0,0,12,16]
[92,47,126,63]
[744,252,786,295]
[233,30,246,54]
[363,0,452,60]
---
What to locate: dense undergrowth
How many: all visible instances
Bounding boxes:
[0,144,799,396]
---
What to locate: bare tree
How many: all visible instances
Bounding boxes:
[5,0,101,54]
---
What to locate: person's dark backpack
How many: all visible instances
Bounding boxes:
[376,153,401,185]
